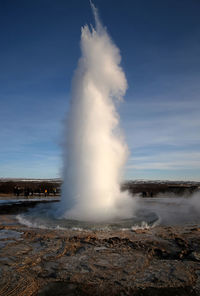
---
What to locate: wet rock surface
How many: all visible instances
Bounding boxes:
[0,215,200,295]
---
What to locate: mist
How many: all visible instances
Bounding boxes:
[190,191,200,212]
[136,191,200,226]
[57,3,135,221]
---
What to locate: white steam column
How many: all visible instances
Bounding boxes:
[60,3,135,221]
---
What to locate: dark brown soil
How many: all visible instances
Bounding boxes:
[0,214,200,295]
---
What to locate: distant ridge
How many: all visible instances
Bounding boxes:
[0,178,199,185]
[0,178,62,183]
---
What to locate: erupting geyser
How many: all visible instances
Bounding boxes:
[58,2,135,221]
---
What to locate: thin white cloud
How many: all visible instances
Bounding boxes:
[127,151,200,171]
[121,97,200,149]
[120,97,200,179]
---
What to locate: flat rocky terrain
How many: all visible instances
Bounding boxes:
[0,214,200,295]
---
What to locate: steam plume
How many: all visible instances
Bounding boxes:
[59,3,135,221]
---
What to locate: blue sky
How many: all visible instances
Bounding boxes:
[0,0,200,180]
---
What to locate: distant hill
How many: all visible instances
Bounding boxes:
[0,178,199,198]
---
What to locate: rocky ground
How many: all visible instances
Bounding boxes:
[0,214,200,295]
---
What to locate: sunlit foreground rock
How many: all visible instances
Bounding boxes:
[0,215,200,296]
